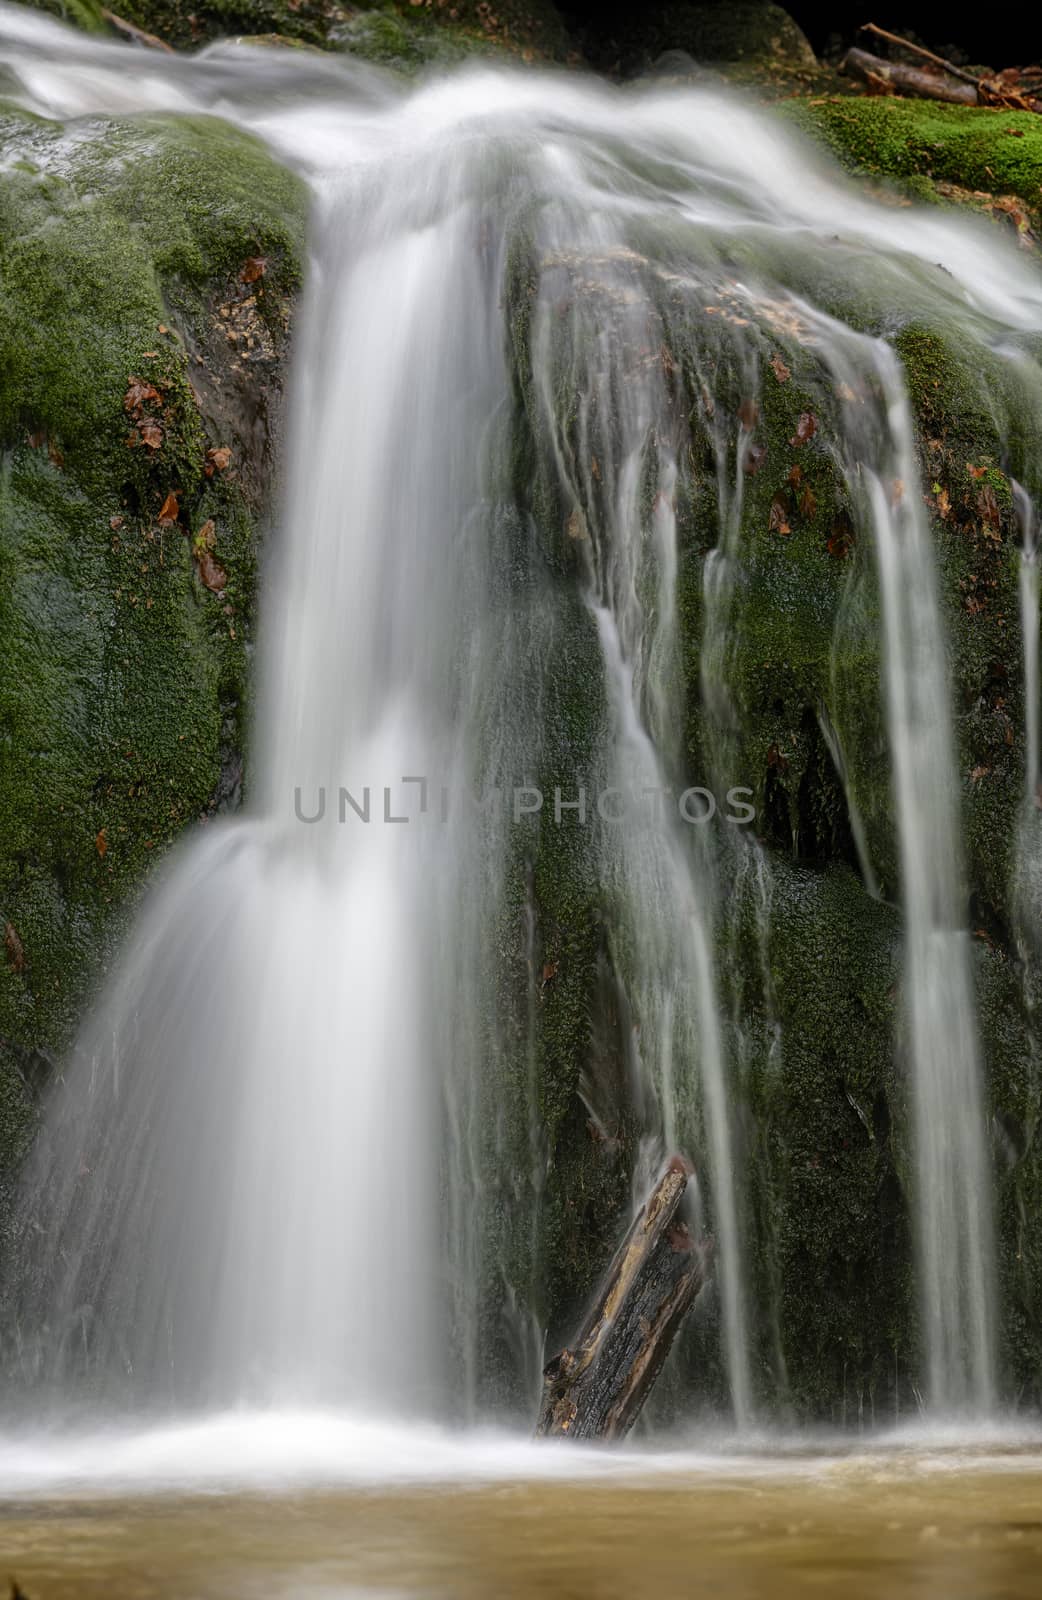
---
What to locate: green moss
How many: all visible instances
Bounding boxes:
[0,104,306,1189]
[892,325,1024,928]
[25,0,107,29]
[726,861,910,1419]
[976,937,1042,1404]
[786,97,1042,216]
[329,7,503,71]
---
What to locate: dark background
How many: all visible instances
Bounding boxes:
[561,4,1042,67]
[787,3,1040,62]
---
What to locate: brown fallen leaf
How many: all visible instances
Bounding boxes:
[239,257,267,284]
[157,491,180,525]
[4,921,25,974]
[789,411,817,447]
[738,398,759,430]
[970,764,991,783]
[978,484,1002,532]
[992,195,1032,239]
[96,828,108,858]
[744,442,768,476]
[566,507,588,540]
[138,419,163,451]
[47,440,64,469]
[967,463,988,479]
[196,548,228,594]
[799,482,817,518]
[770,353,791,383]
[124,376,162,416]
[769,495,792,537]
[827,515,854,558]
[110,515,124,531]
[767,741,789,771]
[934,485,952,519]
[204,446,233,477]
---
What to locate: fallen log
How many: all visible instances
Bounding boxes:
[859,23,983,90]
[101,9,175,52]
[844,26,1042,115]
[536,1157,707,1441]
[839,47,979,106]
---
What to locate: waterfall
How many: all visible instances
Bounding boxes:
[858,344,996,1414]
[4,6,1042,1426]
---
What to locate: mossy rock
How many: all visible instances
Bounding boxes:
[328,6,508,71]
[0,104,307,1218]
[15,0,576,60]
[595,2,816,77]
[786,97,1042,226]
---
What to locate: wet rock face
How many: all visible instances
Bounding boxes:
[0,106,308,1228]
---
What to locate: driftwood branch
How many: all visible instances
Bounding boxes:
[846,25,1042,114]
[859,23,983,89]
[536,1158,707,1441]
[102,9,175,51]
[840,47,978,105]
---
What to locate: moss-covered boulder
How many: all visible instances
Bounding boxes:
[16,0,577,61]
[778,97,1042,250]
[0,104,307,1237]
[587,2,816,78]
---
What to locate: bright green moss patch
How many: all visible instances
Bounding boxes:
[785,97,1042,215]
[23,0,107,30]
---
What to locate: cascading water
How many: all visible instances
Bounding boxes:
[3,5,1042,1430]
[524,228,752,1422]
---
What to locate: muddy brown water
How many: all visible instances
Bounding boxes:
[4,1455,1042,1599]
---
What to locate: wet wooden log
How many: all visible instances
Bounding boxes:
[839,48,979,106]
[101,9,175,51]
[536,1158,707,1441]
